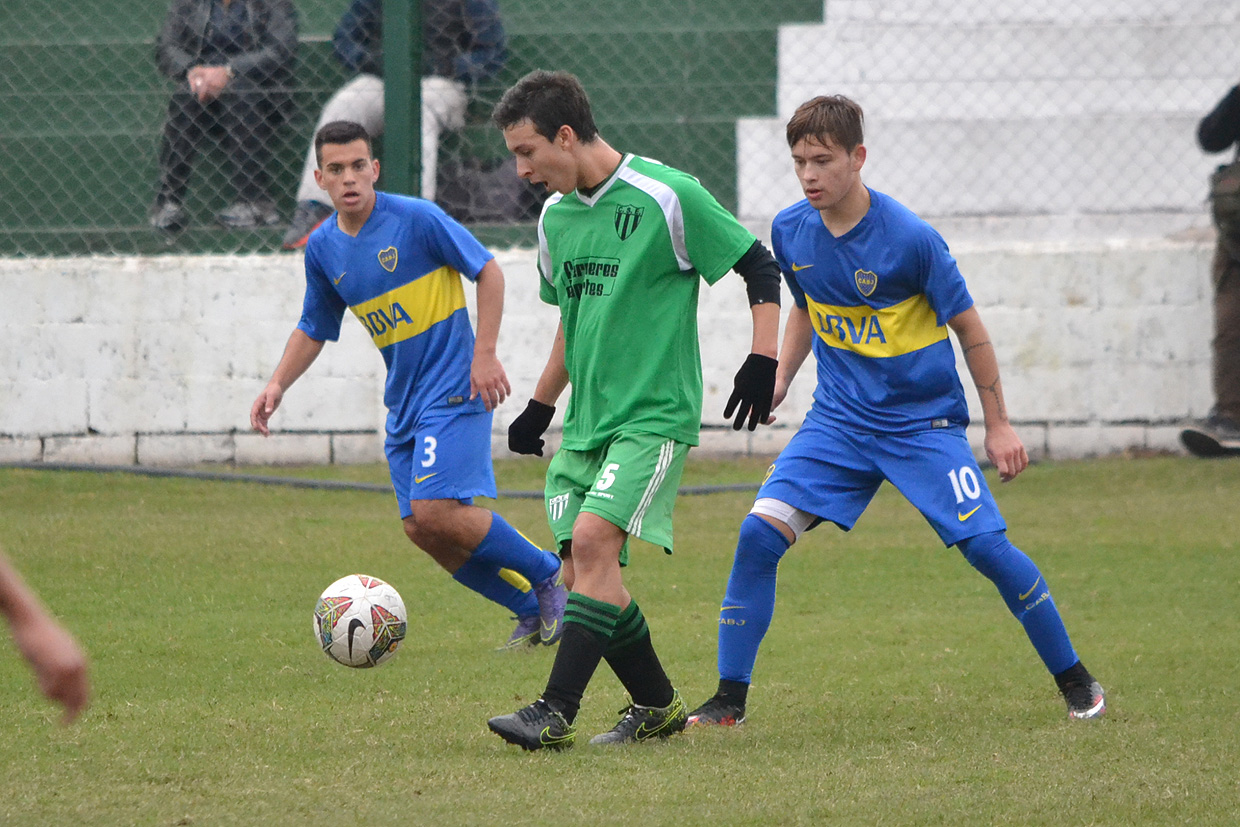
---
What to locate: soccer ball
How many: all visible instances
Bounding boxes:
[313,574,408,668]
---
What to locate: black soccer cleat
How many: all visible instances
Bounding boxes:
[686,694,747,727]
[1061,680,1106,720]
[588,690,688,745]
[487,699,576,751]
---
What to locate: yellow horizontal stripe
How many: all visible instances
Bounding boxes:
[350,267,466,349]
[805,293,946,358]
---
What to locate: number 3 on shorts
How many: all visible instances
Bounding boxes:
[596,462,620,491]
[421,436,438,468]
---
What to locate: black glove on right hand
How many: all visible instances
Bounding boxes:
[724,353,778,431]
[507,399,556,456]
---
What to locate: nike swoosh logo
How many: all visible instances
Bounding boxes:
[957,505,982,521]
[541,618,558,638]
[790,263,814,272]
[346,618,365,661]
[720,606,745,611]
[414,472,438,484]
[1018,577,1042,602]
[333,271,347,284]
[539,727,573,746]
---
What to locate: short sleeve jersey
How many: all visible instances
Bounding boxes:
[771,189,974,434]
[537,154,755,450]
[298,192,494,445]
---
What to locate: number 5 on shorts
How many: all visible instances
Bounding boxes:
[595,462,620,491]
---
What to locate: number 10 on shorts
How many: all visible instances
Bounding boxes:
[947,466,980,503]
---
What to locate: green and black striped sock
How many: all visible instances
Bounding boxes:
[603,600,674,709]
[541,593,621,723]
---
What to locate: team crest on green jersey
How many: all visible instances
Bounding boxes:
[854,269,878,296]
[614,204,644,240]
[378,246,398,272]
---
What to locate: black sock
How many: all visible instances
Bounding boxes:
[1053,659,1092,691]
[541,594,620,723]
[716,677,750,707]
[603,601,674,708]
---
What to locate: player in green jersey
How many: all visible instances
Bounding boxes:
[485,70,783,750]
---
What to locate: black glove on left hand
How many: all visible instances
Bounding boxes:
[724,353,778,431]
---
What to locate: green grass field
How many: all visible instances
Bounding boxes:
[1,456,1238,825]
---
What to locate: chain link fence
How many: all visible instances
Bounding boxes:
[2,0,1235,258]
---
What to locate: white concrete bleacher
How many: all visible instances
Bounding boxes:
[738,0,1240,225]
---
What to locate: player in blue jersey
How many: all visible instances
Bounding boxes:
[687,95,1106,727]
[250,120,567,651]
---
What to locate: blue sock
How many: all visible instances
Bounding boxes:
[451,557,540,617]
[468,513,559,585]
[957,531,1079,674]
[717,514,791,684]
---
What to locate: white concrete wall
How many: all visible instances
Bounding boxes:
[0,238,1215,466]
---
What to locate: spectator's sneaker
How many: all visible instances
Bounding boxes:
[686,694,747,727]
[1061,680,1106,720]
[218,199,280,229]
[588,690,688,745]
[282,200,333,249]
[533,565,567,645]
[496,615,540,651]
[149,200,188,232]
[1181,411,1240,457]
[487,699,576,751]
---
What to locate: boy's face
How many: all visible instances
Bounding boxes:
[790,134,865,211]
[314,139,380,217]
[503,119,579,195]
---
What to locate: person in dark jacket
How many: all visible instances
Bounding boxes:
[281,0,507,249]
[151,0,298,231]
[1181,83,1240,456]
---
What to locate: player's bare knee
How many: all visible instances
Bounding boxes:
[401,515,427,547]
[407,499,458,540]
[566,533,620,580]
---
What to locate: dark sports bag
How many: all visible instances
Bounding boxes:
[1209,159,1240,260]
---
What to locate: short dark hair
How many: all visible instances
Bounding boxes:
[314,120,373,167]
[785,95,865,152]
[492,70,599,143]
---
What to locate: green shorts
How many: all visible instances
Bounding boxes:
[545,432,690,566]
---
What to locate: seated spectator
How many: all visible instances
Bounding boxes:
[151,0,298,232]
[282,0,507,249]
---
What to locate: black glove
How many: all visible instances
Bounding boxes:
[508,399,556,456]
[724,353,778,431]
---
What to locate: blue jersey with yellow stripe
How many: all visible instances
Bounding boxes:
[298,192,493,444]
[771,189,974,433]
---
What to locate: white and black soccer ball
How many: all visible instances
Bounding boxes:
[313,574,408,668]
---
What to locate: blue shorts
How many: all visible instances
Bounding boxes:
[386,407,497,518]
[758,417,1006,547]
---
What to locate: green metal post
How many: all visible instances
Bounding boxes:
[382,0,421,195]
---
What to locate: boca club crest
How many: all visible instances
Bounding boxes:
[378,246,398,272]
[614,204,644,240]
[854,268,878,296]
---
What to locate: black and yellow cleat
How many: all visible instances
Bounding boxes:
[588,690,688,745]
[488,699,576,751]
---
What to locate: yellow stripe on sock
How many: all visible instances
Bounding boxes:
[498,567,532,592]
